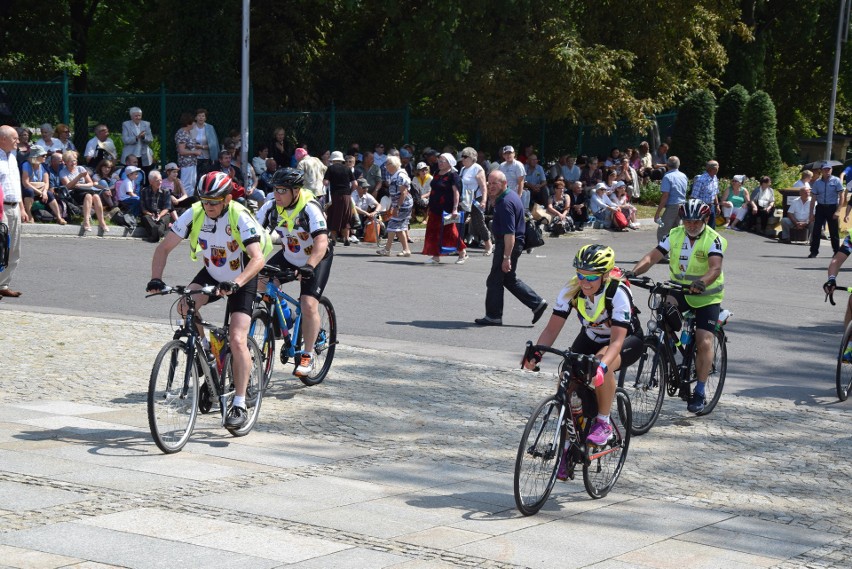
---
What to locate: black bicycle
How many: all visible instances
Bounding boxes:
[618,276,729,435]
[826,284,852,401]
[514,343,632,516]
[146,284,264,453]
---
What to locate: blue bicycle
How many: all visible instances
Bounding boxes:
[249,265,337,388]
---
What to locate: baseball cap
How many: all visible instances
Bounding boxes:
[821,161,833,169]
[28,145,47,158]
[502,145,515,154]
[357,178,370,188]
[613,181,626,188]
[125,165,141,175]
[400,149,412,159]
[164,162,178,172]
[416,161,428,170]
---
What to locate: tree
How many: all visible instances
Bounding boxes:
[671,90,716,177]
[715,85,750,177]
[739,90,782,180]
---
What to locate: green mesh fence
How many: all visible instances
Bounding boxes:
[0,80,64,130]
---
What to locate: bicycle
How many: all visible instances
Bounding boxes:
[826,284,852,401]
[618,276,729,435]
[249,264,337,388]
[146,284,265,453]
[514,342,632,516]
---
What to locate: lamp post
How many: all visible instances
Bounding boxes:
[240,0,250,171]
[826,0,851,160]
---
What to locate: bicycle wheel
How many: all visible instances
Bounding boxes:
[250,308,275,390]
[513,396,565,516]
[692,329,727,416]
[296,296,337,386]
[583,388,631,499]
[147,340,199,454]
[221,337,265,437]
[618,339,665,435]
[836,323,852,401]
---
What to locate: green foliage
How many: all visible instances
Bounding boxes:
[671,89,716,177]
[715,85,749,177]
[739,90,783,180]
[636,181,661,206]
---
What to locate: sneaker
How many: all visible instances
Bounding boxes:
[556,448,570,481]
[424,257,440,265]
[586,419,613,446]
[532,301,548,324]
[687,390,706,413]
[474,316,502,326]
[397,250,411,257]
[294,353,315,377]
[225,406,247,428]
[349,235,359,243]
[376,249,390,256]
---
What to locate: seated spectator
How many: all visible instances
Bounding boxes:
[21,145,65,224]
[568,180,587,230]
[722,174,750,229]
[741,175,776,233]
[546,179,572,235]
[258,158,277,196]
[161,162,187,217]
[604,147,622,168]
[252,143,269,178]
[650,142,669,181]
[140,170,173,243]
[212,148,244,186]
[91,159,117,211]
[60,150,108,232]
[118,155,143,193]
[46,152,65,194]
[638,141,653,184]
[15,127,32,166]
[36,123,63,154]
[560,153,581,182]
[780,183,813,243]
[54,124,75,152]
[603,169,619,196]
[410,161,431,222]
[612,181,639,229]
[589,182,618,226]
[84,124,117,166]
[269,126,292,168]
[628,148,641,171]
[579,156,603,192]
[400,148,414,177]
[116,165,142,217]
[525,154,550,224]
[616,156,640,199]
[232,148,265,207]
[352,178,383,238]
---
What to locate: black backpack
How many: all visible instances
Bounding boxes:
[602,278,643,337]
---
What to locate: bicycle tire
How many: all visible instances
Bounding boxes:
[583,388,631,499]
[147,340,199,454]
[618,338,665,435]
[221,337,265,437]
[692,329,727,416]
[250,308,275,390]
[836,322,852,401]
[295,296,337,386]
[513,395,565,516]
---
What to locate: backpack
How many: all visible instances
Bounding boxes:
[523,215,545,251]
[602,275,643,337]
[612,208,629,230]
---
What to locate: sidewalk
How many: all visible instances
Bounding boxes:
[0,309,849,568]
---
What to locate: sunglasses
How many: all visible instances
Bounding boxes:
[200,197,226,205]
[273,187,294,194]
[576,273,602,282]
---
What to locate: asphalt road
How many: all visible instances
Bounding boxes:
[4,228,849,407]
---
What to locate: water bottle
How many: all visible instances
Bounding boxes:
[680,311,694,346]
[569,392,583,417]
[209,329,225,373]
[717,308,731,329]
[282,303,294,331]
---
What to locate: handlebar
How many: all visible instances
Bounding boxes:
[626,275,688,294]
[145,284,218,299]
[258,264,301,283]
[825,284,852,306]
[523,341,599,379]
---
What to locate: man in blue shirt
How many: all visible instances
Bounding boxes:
[653,156,688,242]
[691,160,720,228]
[809,161,844,258]
[475,170,547,326]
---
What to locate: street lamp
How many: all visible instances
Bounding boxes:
[240,0,250,171]
[826,0,852,160]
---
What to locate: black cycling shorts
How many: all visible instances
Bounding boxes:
[672,294,721,333]
[190,268,258,317]
[268,249,333,300]
[571,330,644,367]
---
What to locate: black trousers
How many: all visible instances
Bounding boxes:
[810,203,840,255]
[484,239,544,320]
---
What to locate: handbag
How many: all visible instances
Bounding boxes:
[0,222,9,271]
[524,216,545,250]
[363,219,379,243]
[612,209,629,230]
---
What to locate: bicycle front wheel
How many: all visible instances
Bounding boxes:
[296,296,337,386]
[836,323,852,401]
[693,329,727,416]
[618,338,665,435]
[250,308,275,390]
[513,396,565,516]
[147,340,199,454]
[221,337,265,437]
[583,388,631,499]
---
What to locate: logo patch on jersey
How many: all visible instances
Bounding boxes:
[199,238,208,251]
[250,227,256,235]
[210,246,227,267]
[227,240,239,253]
[287,235,301,253]
[201,221,216,232]
[317,219,326,228]
[229,259,241,271]
[304,245,313,256]
[695,250,707,261]
[225,224,232,236]
[297,230,310,241]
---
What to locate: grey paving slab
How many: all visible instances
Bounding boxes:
[284,547,410,568]
[0,544,82,569]
[78,508,236,539]
[0,522,280,569]
[222,430,373,461]
[187,523,352,563]
[342,460,488,492]
[11,401,116,416]
[709,515,837,547]
[180,437,334,469]
[613,538,778,569]
[51,465,186,493]
[0,448,90,478]
[257,474,405,508]
[0,481,87,512]
[394,526,491,549]
[679,526,823,560]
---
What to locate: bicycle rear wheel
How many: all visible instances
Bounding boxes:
[221,337,265,437]
[583,388,631,499]
[250,307,275,390]
[618,338,665,435]
[147,340,199,454]
[296,296,337,386]
[692,329,727,416]
[513,396,565,516]
[836,322,852,401]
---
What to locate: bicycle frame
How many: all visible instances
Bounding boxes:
[258,279,305,361]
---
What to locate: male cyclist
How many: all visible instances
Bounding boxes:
[629,198,727,413]
[256,167,332,377]
[523,245,644,447]
[147,171,271,428]
[823,231,852,360]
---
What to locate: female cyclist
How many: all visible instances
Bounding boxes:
[523,244,643,445]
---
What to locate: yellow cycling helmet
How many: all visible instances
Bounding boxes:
[573,244,615,273]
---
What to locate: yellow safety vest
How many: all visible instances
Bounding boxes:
[188,201,272,261]
[667,225,727,308]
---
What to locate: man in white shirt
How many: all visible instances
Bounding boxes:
[498,145,526,206]
[0,126,28,297]
[780,184,813,243]
[83,124,117,165]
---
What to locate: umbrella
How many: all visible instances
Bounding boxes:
[802,159,843,171]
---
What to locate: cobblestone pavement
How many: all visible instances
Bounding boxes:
[1,309,850,568]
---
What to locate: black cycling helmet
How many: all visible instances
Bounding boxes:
[197,171,233,199]
[271,167,305,190]
[679,198,711,221]
[573,244,616,273]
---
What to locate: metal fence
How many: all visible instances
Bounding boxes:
[1,76,673,166]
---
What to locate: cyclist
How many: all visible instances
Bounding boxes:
[823,231,852,360]
[256,167,333,377]
[629,198,727,413]
[523,244,644,446]
[146,171,271,428]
